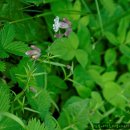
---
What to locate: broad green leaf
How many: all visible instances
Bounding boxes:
[75,49,88,68]
[104,32,119,45]
[104,48,116,67]
[0,112,25,129]
[68,32,79,49]
[99,0,116,15]
[0,117,23,130]
[27,89,51,120]
[77,26,91,53]
[103,82,126,109]
[88,65,105,73]
[48,75,67,90]
[49,38,76,60]
[119,44,130,58]
[91,92,103,105]
[117,17,129,44]
[79,16,89,27]
[102,71,117,82]
[51,0,72,18]
[58,97,89,129]
[74,65,94,89]
[123,82,130,100]
[75,85,91,98]
[47,75,67,94]
[72,0,81,20]
[88,110,103,123]
[0,24,15,47]
[15,19,47,42]
[4,41,29,56]
[88,69,104,88]
[90,92,105,112]
[117,73,130,85]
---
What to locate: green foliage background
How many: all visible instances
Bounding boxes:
[0,0,130,129]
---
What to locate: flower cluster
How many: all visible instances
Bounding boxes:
[25,45,41,60]
[53,16,72,38]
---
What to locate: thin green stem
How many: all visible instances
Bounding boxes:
[95,0,104,35]
[39,59,67,68]
[0,10,91,27]
[8,12,53,25]
[80,0,91,13]
[44,73,47,90]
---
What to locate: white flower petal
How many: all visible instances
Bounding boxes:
[53,16,60,32]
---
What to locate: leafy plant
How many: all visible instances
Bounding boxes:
[0,0,130,129]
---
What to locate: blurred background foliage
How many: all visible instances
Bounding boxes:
[0,0,130,130]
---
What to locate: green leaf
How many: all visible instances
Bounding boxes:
[76,85,91,98]
[44,115,61,130]
[0,24,15,47]
[117,72,130,85]
[75,49,88,68]
[51,0,72,19]
[104,48,116,67]
[68,32,79,49]
[123,83,130,100]
[10,58,38,88]
[126,31,130,44]
[74,65,94,89]
[103,82,126,109]
[104,32,119,45]
[88,69,104,88]
[58,97,89,129]
[0,61,6,72]
[0,82,10,112]
[119,44,130,58]
[117,73,130,100]
[102,71,117,82]
[4,41,29,56]
[117,17,129,44]
[77,26,91,53]
[72,0,81,20]
[49,38,76,60]
[90,92,105,112]
[78,16,89,27]
[0,112,25,128]
[26,118,46,130]
[99,0,116,16]
[27,89,51,120]
[0,117,23,130]
[0,24,29,57]
[47,75,67,94]
[88,65,105,73]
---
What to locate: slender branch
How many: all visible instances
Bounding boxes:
[95,0,104,35]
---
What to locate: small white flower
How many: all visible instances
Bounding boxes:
[53,16,60,32]
[53,16,72,38]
